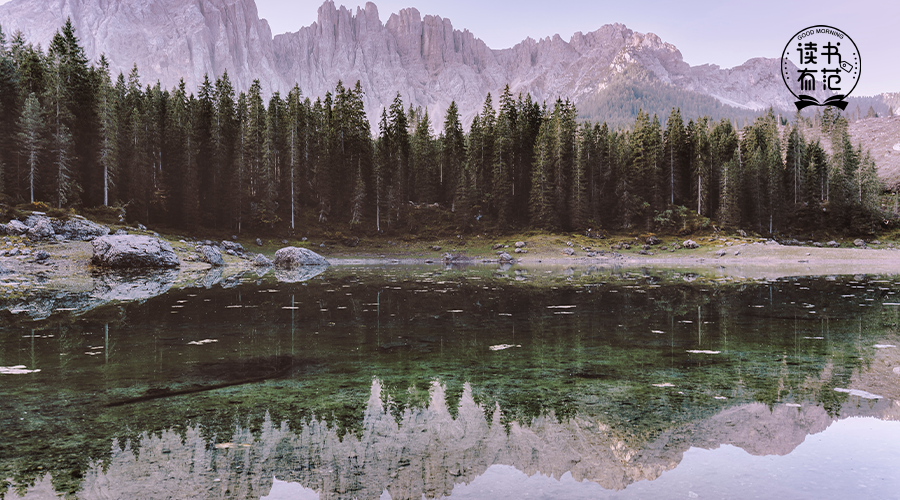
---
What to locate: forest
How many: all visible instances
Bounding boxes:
[0,21,886,238]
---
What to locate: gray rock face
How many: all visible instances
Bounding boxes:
[52,216,110,241]
[682,239,699,249]
[19,214,110,241]
[3,220,28,235]
[253,253,273,267]
[199,245,225,267]
[272,246,329,267]
[0,0,806,131]
[221,240,244,255]
[91,235,180,268]
[497,252,514,262]
[26,218,55,240]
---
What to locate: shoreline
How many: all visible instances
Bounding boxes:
[3,232,900,308]
[4,236,900,282]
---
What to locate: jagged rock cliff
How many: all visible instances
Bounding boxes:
[0,0,808,126]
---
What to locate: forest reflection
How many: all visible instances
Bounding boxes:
[6,379,898,500]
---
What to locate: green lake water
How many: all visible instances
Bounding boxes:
[1,264,899,499]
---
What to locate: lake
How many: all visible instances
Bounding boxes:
[1,264,899,499]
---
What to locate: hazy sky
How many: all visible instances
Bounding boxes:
[1,0,895,95]
[253,0,898,96]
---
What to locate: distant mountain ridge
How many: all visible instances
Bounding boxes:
[0,0,888,127]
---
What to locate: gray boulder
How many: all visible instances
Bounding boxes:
[199,245,225,267]
[114,229,128,236]
[497,251,514,262]
[272,246,329,268]
[52,216,110,241]
[91,235,180,268]
[827,240,840,248]
[4,220,28,235]
[34,250,50,262]
[514,241,526,248]
[221,240,244,254]
[255,238,263,246]
[27,218,55,240]
[715,249,727,257]
[563,247,575,256]
[253,253,273,267]
[683,239,699,249]
[853,238,866,248]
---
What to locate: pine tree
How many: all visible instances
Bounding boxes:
[166,80,198,228]
[285,84,304,230]
[374,109,390,231]
[514,94,543,225]
[530,115,558,229]
[570,121,592,229]
[710,119,739,226]
[690,117,712,218]
[783,123,805,207]
[662,108,687,206]
[625,110,652,229]
[410,108,437,204]
[95,55,118,206]
[261,90,285,227]
[212,71,237,230]
[242,80,267,226]
[346,81,372,226]
[439,101,465,209]
[0,26,21,197]
[492,85,516,220]
[194,75,215,226]
[17,92,43,203]
[45,22,84,207]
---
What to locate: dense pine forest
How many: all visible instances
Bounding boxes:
[0,22,886,238]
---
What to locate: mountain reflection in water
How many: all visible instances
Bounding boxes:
[8,379,899,500]
[2,266,900,498]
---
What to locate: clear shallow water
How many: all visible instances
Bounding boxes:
[1,265,899,499]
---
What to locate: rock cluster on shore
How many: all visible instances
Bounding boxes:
[1,213,109,241]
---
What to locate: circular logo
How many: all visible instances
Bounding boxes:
[781,25,860,110]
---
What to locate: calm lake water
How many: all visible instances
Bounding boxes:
[1,264,899,499]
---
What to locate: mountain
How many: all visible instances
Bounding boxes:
[0,0,867,127]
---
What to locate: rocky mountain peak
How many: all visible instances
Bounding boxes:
[0,0,814,127]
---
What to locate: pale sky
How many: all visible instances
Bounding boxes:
[1,0,896,95]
